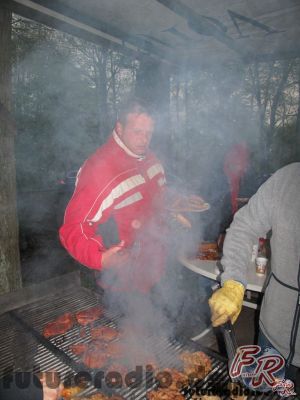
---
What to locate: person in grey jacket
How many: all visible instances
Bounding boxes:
[209,162,300,387]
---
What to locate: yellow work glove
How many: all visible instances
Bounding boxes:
[209,280,245,327]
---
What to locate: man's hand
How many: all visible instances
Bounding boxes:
[208,280,245,327]
[39,372,63,400]
[101,241,131,269]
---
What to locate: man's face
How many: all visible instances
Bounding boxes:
[116,113,154,156]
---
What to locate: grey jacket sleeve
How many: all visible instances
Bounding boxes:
[221,173,276,286]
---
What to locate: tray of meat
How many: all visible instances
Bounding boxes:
[197,242,220,261]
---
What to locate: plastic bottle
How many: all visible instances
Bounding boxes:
[258,237,267,258]
[256,237,268,275]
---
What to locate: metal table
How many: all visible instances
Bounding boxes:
[179,255,268,294]
[178,254,269,343]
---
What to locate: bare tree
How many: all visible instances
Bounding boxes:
[269,62,292,138]
[246,59,296,164]
[0,5,22,294]
[296,62,300,149]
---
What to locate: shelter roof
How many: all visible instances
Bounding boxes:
[5,0,300,67]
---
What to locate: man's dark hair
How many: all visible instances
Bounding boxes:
[117,97,155,125]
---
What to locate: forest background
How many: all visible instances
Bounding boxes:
[10,15,300,284]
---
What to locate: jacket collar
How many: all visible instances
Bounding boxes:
[112,130,145,160]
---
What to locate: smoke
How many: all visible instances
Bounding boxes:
[98,194,211,368]
[159,61,261,240]
[13,12,261,345]
[122,59,263,350]
[12,22,259,356]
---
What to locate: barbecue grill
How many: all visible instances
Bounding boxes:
[0,272,293,399]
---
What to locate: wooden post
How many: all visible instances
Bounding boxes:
[0,5,22,294]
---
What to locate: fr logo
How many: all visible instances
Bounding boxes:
[272,379,296,397]
[229,345,296,397]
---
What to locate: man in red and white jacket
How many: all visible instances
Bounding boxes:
[59,100,167,293]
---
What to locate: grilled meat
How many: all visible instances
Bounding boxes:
[43,313,74,338]
[89,339,108,351]
[106,363,128,380]
[75,306,103,326]
[158,368,189,391]
[197,242,220,260]
[88,395,109,400]
[180,351,212,380]
[105,341,126,358]
[61,385,83,399]
[147,389,185,399]
[172,213,192,229]
[82,348,108,369]
[170,195,209,212]
[191,396,221,400]
[90,326,119,341]
[69,342,89,356]
[82,393,125,400]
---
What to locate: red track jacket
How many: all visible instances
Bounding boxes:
[59,131,167,292]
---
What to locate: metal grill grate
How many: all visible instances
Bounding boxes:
[0,312,76,381]
[0,287,292,399]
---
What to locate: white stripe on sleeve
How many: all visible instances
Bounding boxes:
[147,163,164,179]
[89,174,145,222]
[114,192,143,210]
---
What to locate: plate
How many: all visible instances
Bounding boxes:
[167,203,210,213]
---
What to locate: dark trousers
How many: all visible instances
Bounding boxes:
[258,330,300,394]
[0,373,43,400]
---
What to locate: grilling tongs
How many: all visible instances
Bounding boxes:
[220,320,239,382]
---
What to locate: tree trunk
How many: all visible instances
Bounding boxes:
[109,51,117,120]
[135,57,171,163]
[249,62,268,167]
[95,47,109,140]
[0,6,22,294]
[296,63,300,150]
[269,62,291,134]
